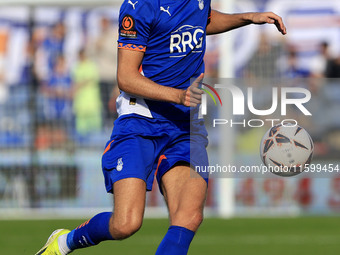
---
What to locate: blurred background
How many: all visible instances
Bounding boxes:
[0,0,340,254]
[1,0,340,217]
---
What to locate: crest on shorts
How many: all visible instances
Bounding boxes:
[198,0,204,10]
[117,158,123,171]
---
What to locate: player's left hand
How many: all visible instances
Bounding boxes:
[180,73,204,107]
[250,12,287,35]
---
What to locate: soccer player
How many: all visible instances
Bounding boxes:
[36,1,286,254]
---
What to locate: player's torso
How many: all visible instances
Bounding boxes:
[117,0,211,121]
[142,0,210,87]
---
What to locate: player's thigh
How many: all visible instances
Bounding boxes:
[110,178,146,237]
[161,164,207,231]
[102,135,157,193]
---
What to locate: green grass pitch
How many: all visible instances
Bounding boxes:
[1,217,340,255]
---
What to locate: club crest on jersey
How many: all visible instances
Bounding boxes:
[120,14,137,38]
[116,158,123,171]
[170,25,204,56]
[198,0,204,10]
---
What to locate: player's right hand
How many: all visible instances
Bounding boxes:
[180,73,204,107]
[250,12,287,35]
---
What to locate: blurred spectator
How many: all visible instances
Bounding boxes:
[41,55,73,122]
[37,55,73,150]
[0,27,8,103]
[35,22,66,82]
[310,41,330,78]
[204,35,219,77]
[18,34,39,86]
[87,17,119,127]
[19,40,34,86]
[280,48,310,78]
[73,49,102,136]
[244,33,283,79]
[326,56,340,78]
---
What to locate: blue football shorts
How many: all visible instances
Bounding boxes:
[101,114,209,193]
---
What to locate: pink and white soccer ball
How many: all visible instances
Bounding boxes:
[260,123,314,176]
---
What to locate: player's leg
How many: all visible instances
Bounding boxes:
[66,178,146,249]
[109,177,146,239]
[66,119,157,245]
[155,164,207,255]
[35,178,146,255]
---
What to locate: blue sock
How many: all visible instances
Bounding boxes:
[66,212,114,250]
[155,226,195,255]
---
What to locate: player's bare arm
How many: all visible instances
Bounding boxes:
[117,48,204,107]
[207,10,287,35]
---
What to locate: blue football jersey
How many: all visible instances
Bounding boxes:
[117,0,211,121]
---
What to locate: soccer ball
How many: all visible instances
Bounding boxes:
[260,123,314,176]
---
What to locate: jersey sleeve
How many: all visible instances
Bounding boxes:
[117,0,156,52]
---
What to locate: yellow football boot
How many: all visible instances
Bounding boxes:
[35,229,70,255]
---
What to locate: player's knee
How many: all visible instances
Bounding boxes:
[189,211,204,229]
[172,210,203,232]
[110,215,143,240]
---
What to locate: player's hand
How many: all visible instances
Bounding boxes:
[250,12,287,35]
[180,73,204,107]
